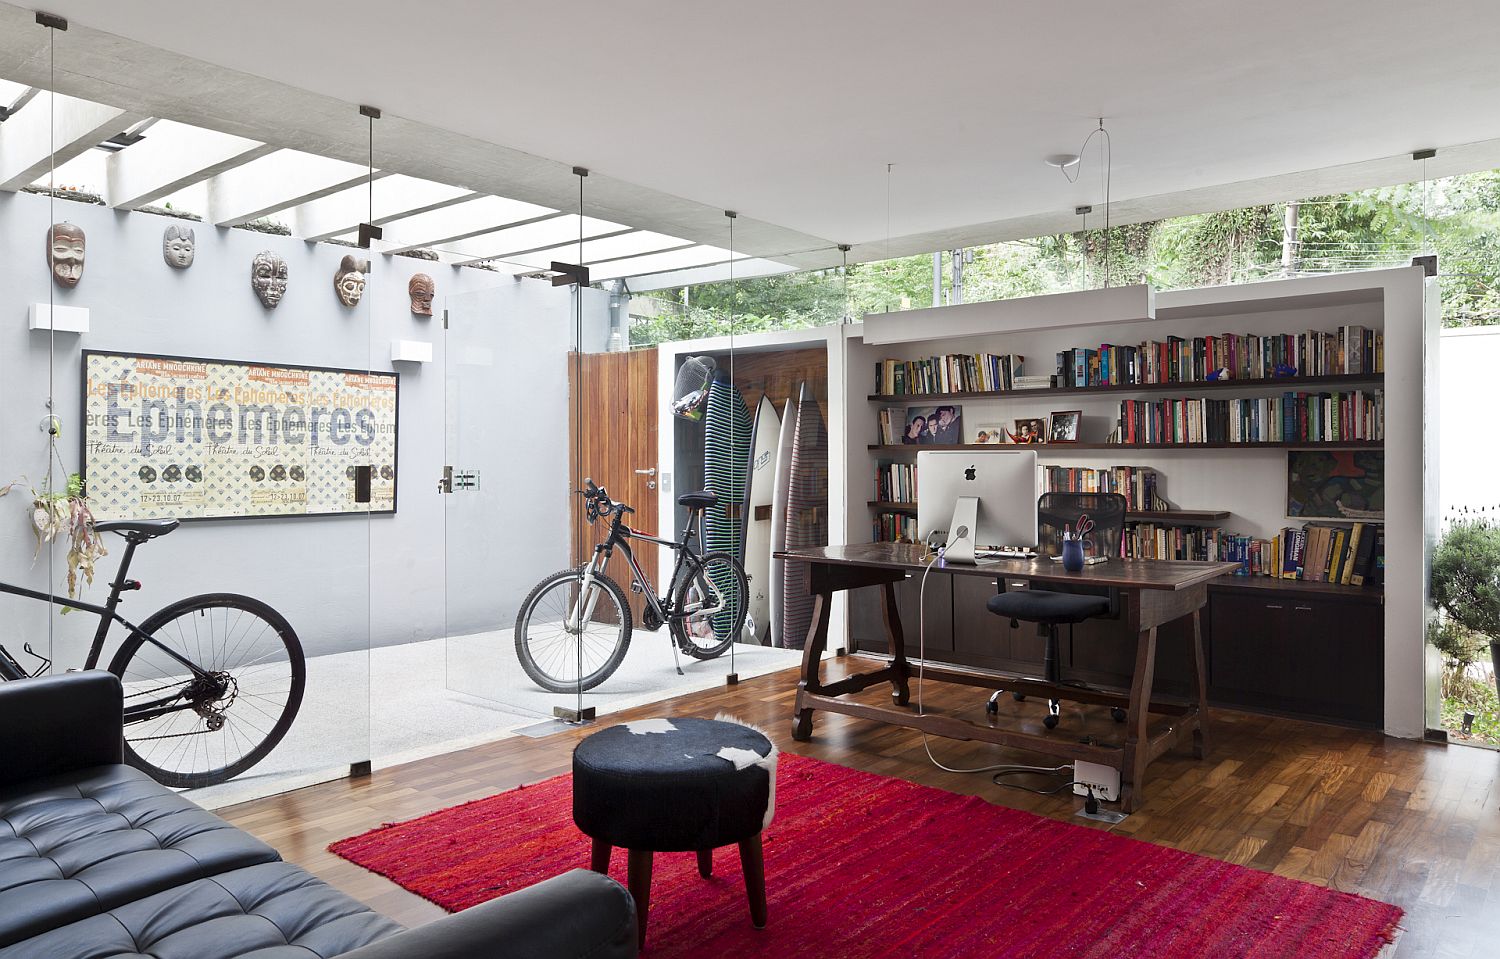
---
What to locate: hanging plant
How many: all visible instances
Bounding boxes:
[1,470,107,600]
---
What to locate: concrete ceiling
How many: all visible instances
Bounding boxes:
[6,1,1500,275]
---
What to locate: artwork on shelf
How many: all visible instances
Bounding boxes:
[251,251,289,308]
[81,350,398,522]
[1048,410,1082,443]
[408,273,435,315]
[973,424,1009,445]
[1286,450,1384,520]
[1010,417,1046,444]
[162,225,195,269]
[47,222,85,287]
[333,255,370,307]
[902,404,963,445]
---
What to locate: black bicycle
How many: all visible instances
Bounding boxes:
[0,519,305,788]
[514,479,747,693]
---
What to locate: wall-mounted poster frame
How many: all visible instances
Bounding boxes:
[81,349,399,522]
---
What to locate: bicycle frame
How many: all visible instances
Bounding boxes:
[574,505,716,629]
[0,535,213,721]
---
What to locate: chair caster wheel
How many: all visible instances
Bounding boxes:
[1111,707,1127,723]
[1012,691,1026,702]
[1043,714,1059,730]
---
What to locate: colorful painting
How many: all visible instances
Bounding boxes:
[1286,450,1383,520]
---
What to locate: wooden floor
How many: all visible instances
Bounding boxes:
[221,656,1499,957]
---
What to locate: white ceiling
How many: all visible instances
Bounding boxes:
[9,0,1500,269]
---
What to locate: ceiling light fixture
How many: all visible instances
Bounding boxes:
[1044,154,1081,170]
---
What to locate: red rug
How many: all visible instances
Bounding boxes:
[330,754,1400,958]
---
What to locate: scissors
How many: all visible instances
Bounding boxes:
[1074,514,1096,553]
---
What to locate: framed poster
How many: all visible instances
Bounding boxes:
[1286,450,1383,521]
[82,350,398,521]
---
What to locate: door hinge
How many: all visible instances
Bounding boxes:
[442,309,449,330]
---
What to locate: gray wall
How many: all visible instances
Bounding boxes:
[0,190,608,664]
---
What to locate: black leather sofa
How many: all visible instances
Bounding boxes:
[0,671,637,959]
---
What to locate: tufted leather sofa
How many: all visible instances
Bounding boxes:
[0,671,637,959]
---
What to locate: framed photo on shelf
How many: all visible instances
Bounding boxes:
[973,424,1009,445]
[1048,410,1082,443]
[902,404,963,445]
[1011,417,1046,444]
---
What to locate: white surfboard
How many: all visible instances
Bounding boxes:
[768,389,799,648]
[743,395,780,645]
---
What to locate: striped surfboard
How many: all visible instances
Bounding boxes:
[779,382,828,650]
[702,372,753,643]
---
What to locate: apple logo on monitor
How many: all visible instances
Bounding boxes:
[964,465,976,481]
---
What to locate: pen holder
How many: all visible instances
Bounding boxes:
[1061,538,1085,572]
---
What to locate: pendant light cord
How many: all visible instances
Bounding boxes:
[1057,119,1113,287]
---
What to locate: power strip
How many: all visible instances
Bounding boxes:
[1073,760,1121,802]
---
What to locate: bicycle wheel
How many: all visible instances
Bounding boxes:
[107,593,305,789]
[671,551,747,660]
[514,568,632,693]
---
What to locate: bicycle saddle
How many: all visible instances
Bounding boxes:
[677,490,718,510]
[95,518,181,540]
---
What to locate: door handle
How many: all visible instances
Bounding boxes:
[634,468,657,477]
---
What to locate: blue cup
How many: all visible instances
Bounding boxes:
[1061,539,1085,572]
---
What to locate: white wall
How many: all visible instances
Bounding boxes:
[0,190,609,666]
[1438,326,1500,518]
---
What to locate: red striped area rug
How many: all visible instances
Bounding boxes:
[330,753,1400,958]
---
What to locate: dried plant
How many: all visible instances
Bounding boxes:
[0,471,107,600]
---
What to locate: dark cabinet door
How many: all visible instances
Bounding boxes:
[849,574,953,656]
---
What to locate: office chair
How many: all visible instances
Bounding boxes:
[984,492,1128,730]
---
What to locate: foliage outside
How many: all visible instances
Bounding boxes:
[1429,518,1500,747]
[629,170,1500,347]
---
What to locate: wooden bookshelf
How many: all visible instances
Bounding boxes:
[867,372,1383,404]
[868,441,1383,453]
[867,502,1230,522]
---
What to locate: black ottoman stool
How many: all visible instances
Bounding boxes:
[573,716,777,949]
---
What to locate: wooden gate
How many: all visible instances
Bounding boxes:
[569,348,659,622]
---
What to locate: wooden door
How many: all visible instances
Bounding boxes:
[569,349,658,622]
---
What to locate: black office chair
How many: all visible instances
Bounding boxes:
[985,492,1128,729]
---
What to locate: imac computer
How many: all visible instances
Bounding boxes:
[916,450,1039,564]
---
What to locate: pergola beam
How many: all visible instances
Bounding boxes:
[380,196,560,253]
[207,150,384,227]
[290,176,477,242]
[0,91,145,191]
[106,119,274,211]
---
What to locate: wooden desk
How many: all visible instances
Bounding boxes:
[776,543,1240,811]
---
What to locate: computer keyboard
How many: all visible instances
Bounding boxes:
[976,548,1038,559]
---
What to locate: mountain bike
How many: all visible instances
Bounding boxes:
[514,479,747,693]
[0,519,305,788]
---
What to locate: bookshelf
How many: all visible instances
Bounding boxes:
[846,271,1429,735]
[867,372,1383,404]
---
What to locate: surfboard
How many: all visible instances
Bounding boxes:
[743,395,780,645]
[702,372,753,643]
[780,383,828,650]
[767,392,797,648]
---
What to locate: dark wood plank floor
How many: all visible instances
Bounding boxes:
[219,656,1498,957]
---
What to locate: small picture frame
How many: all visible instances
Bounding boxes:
[1011,417,1046,444]
[1048,410,1082,443]
[973,424,1009,445]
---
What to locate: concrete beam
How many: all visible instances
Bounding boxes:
[380,196,559,253]
[0,91,146,191]
[445,217,630,266]
[290,175,477,242]
[106,119,274,211]
[207,149,382,227]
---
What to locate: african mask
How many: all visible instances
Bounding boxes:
[251,251,289,308]
[163,224,195,269]
[47,223,85,287]
[333,255,369,307]
[408,273,435,316]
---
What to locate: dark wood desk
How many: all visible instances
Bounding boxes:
[776,543,1240,811]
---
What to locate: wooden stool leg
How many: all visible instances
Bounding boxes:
[590,838,611,874]
[738,834,767,929]
[627,850,653,950]
[697,848,713,878]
